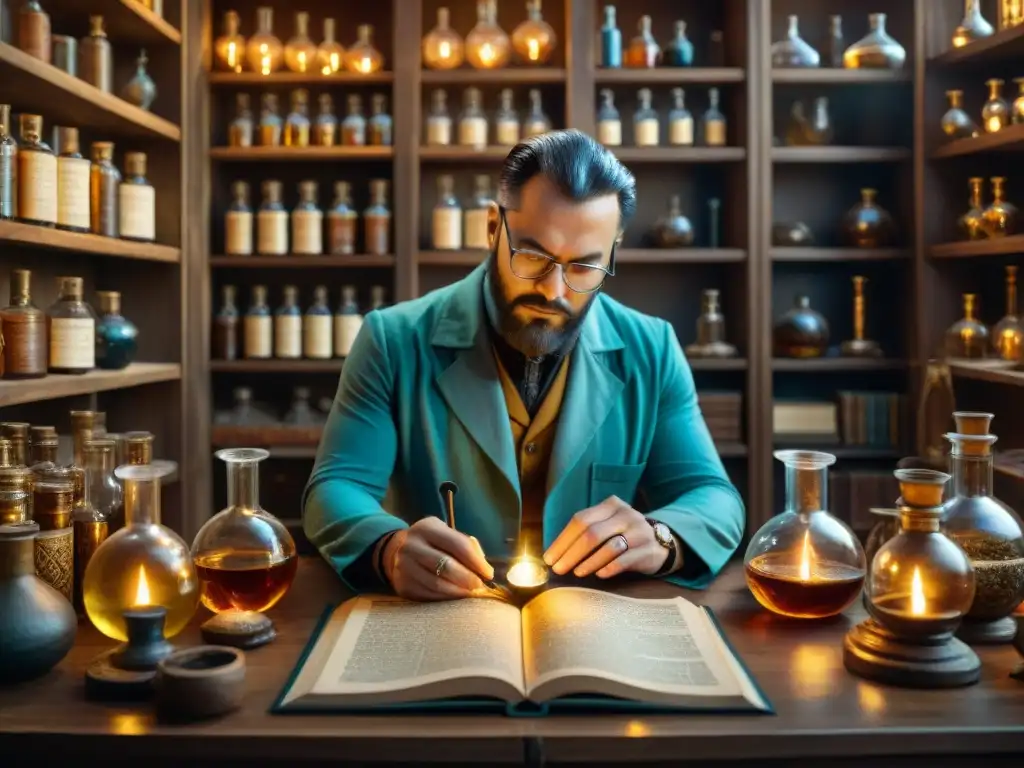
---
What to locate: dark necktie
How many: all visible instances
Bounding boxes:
[523,357,542,413]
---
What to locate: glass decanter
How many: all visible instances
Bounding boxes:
[941,90,980,139]
[423,6,464,69]
[191,449,297,648]
[511,0,557,65]
[650,194,693,246]
[982,176,1018,237]
[1013,77,1024,124]
[771,15,820,68]
[95,290,138,370]
[773,295,829,358]
[245,6,283,76]
[992,265,1022,362]
[283,387,324,426]
[284,11,317,73]
[942,416,1024,644]
[317,18,345,75]
[982,78,1010,133]
[843,12,906,69]
[959,177,987,240]
[213,10,245,73]
[745,450,866,619]
[82,461,198,641]
[345,24,385,74]
[952,0,994,48]
[664,20,694,67]
[523,89,551,138]
[684,289,736,359]
[916,360,956,467]
[213,386,277,427]
[945,293,989,358]
[624,14,660,68]
[466,0,510,69]
[841,188,895,248]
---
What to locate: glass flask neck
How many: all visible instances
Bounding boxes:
[951,453,993,497]
[787,15,800,38]
[784,464,827,515]
[898,510,942,533]
[963,293,977,319]
[124,476,161,526]
[1006,267,1018,315]
[968,177,983,207]
[227,459,260,512]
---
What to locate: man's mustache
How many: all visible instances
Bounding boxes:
[510,294,573,316]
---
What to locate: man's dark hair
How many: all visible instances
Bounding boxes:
[497,129,637,227]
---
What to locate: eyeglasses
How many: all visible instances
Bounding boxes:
[500,207,617,294]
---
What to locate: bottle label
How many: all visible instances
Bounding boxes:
[458,117,487,149]
[0,313,47,375]
[304,314,332,358]
[634,118,660,147]
[523,121,548,139]
[274,314,301,358]
[495,119,519,146]
[597,119,622,146]
[464,209,489,250]
[427,117,452,146]
[328,214,356,254]
[18,149,57,224]
[334,314,363,357]
[257,210,289,254]
[432,208,462,250]
[292,210,323,254]
[56,156,91,229]
[705,120,726,146]
[670,117,694,146]
[118,183,156,241]
[225,211,253,254]
[244,315,272,358]
[50,317,94,369]
[229,121,253,147]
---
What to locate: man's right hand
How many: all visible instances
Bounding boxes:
[382,517,495,601]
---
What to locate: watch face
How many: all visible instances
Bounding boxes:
[653,522,672,547]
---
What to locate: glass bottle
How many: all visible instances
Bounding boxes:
[284,387,322,426]
[284,88,311,148]
[334,285,362,358]
[229,93,254,148]
[1,269,46,379]
[314,93,337,147]
[625,15,660,68]
[952,0,994,48]
[422,6,464,70]
[0,424,27,468]
[982,176,1018,237]
[511,0,557,65]
[369,94,393,146]
[842,188,895,248]
[771,15,820,68]
[83,461,198,642]
[214,10,245,72]
[79,15,113,92]
[458,88,488,149]
[284,11,317,73]
[122,49,157,111]
[292,181,322,255]
[345,24,385,75]
[274,285,301,360]
[17,114,56,227]
[245,6,283,76]
[244,285,272,360]
[53,126,89,233]
[370,285,386,310]
[773,295,829,358]
[992,265,1022,362]
[118,152,154,243]
[47,276,95,374]
[941,90,980,139]
[214,386,276,427]
[684,289,737,359]
[225,180,253,255]
[426,89,453,146]
[89,141,118,237]
[303,286,332,360]
[495,89,521,146]
[744,450,866,619]
[1014,77,1024,124]
[342,95,366,146]
[327,181,357,255]
[982,79,1010,133]
[633,88,659,147]
[433,174,462,250]
[596,89,622,147]
[466,0,510,70]
[213,284,239,361]
[364,179,391,256]
[825,15,844,67]
[72,438,120,614]
[945,293,989,358]
[258,93,282,147]
[959,177,987,240]
[916,360,956,467]
[257,180,288,255]
[664,20,694,67]
[702,88,727,146]
[523,89,551,138]
[599,5,622,68]
[843,12,906,69]
[94,290,137,370]
[0,103,15,220]
[17,0,51,63]
[464,174,493,250]
[317,18,345,75]
[650,194,693,247]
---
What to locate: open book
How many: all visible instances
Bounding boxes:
[274,587,772,716]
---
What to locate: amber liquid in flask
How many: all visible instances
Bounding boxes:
[195,549,299,613]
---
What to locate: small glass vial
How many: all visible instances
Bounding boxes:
[495,89,520,146]
[596,89,621,146]
[292,181,322,255]
[314,93,338,147]
[243,285,272,359]
[17,114,57,227]
[523,89,551,138]
[119,152,155,242]
[426,89,452,146]
[54,126,90,232]
[369,94,393,146]
[47,276,96,374]
[274,285,301,359]
[258,93,283,147]
[342,95,366,146]
[432,175,462,250]
[327,180,357,255]
[79,15,113,93]
[370,285,387,310]
[600,4,622,68]
[0,104,15,220]
[703,88,727,146]
[257,180,288,255]
[18,0,51,63]
[228,93,254,148]
[0,268,47,379]
[303,286,332,360]
[89,141,119,237]
[459,87,488,149]
[464,175,492,250]
[334,285,362,358]
[633,88,660,147]
[982,78,1009,133]
[284,11,317,73]
[364,179,391,256]
[213,284,239,361]
[284,88,311,148]
[225,181,253,256]
[668,87,694,146]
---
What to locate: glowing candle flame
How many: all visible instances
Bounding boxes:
[439,41,451,59]
[259,43,270,76]
[528,38,540,60]
[799,530,812,581]
[360,56,371,73]
[226,42,239,71]
[479,43,495,66]
[297,52,307,72]
[134,564,151,607]
[910,566,926,616]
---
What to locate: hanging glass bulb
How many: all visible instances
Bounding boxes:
[317,18,345,75]
[245,6,283,76]
[511,0,557,65]
[422,7,465,70]
[466,0,511,70]
[344,24,385,74]
[213,10,246,73]
[284,11,318,74]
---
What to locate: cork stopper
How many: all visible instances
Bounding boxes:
[252,285,268,303]
[234,386,252,403]
[372,93,387,114]
[97,290,121,315]
[474,175,491,196]
[318,92,334,112]
[124,431,154,465]
[298,180,318,201]
[231,180,250,203]
[19,114,43,140]
[261,92,278,112]
[283,285,299,303]
[333,180,351,203]
[894,468,950,509]
[946,431,998,457]
[89,15,107,37]
[341,284,357,302]
[224,10,240,34]
[222,284,236,304]
[313,285,328,303]
[291,88,309,109]
[437,174,455,197]
[58,276,84,300]
[370,179,389,203]
[125,152,147,177]
[91,141,115,162]
[953,411,993,436]
[10,269,31,298]
[55,126,80,155]
[262,180,282,203]
[70,411,98,432]
[235,92,251,111]
[346,94,362,113]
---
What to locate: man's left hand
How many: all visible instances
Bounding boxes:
[542,496,670,579]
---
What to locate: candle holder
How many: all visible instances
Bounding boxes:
[843,468,981,688]
[505,554,550,601]
[840,276,883,358]
[744,450,866,619]
[85,605,174,700]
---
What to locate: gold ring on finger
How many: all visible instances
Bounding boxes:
[435,555,450,577]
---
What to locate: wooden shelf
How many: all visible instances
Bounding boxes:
[949,360,1024,387]
[211,425,323,448]
[52,0,181,45]
[689,358,748,371]
[418,146,514,161]
[772,247,912,262]
[0,220,181,263]
[928,235,1024,259]
[930,23,1024,65]
[0,42,180,141]
[593,68,745,84]
[772,146,911,162]
[209,359,344,373]
[618,248,747,263]
[420,68,566,84]
[931,123,1024,158]
[418,250,488,266]
[210,255,395,268]
[772,68,912,84]
[612,147,746,162]
[0,363,181,407]
[773,358,908,372]
[210,146,393,161]
[208,71,394,85]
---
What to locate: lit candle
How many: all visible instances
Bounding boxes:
[133,564,151,608]
[910,566,926,616]
[507,556,548,589]
[527,38,540,61]
[226,42,238,70]
[439,41,451,60]
[260,44,271,76]
[799,529,812,581]
[296,52,307,72]
[479,43,495,67]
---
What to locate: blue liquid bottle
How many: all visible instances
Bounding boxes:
[600,5,622,68]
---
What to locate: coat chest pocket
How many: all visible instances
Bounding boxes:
[589,462,646,506]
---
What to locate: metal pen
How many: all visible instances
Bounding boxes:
[438,481,511,599]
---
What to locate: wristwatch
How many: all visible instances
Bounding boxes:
[648,519,678,575]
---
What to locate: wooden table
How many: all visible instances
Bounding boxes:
[2,558,1023,766]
